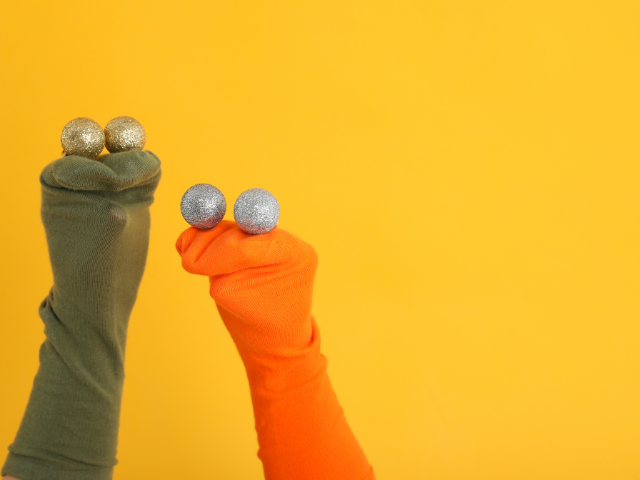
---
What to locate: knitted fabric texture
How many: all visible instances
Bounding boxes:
[2,151,161,480]
[177,221,375,480]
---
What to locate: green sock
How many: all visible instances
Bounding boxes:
[2,151,162,480]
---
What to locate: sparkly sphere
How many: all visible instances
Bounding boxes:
[234,188,280,235]
[61,117,105,159]
[104,116,146,153]
[181,184,227,229]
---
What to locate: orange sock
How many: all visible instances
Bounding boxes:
[177,220,375,480]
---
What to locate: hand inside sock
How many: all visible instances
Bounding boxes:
[177,221,375,480]
[2,151,162,480]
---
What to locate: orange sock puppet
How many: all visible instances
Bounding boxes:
[176,220,375,480]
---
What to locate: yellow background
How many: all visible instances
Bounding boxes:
[1,1,639,479]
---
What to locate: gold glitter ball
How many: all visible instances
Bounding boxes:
[104,116,146,153]
[60,117,105,159]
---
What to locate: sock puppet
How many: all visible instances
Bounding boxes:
[176,221,376,480]
[2,151,161,480]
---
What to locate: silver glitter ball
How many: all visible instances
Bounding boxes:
[104,116,146,153]
[181,184,227,229]
[61,117,105,159]
[234,188,280,235]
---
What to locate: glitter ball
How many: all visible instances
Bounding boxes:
[104,116,146,153]
[60,117,105,159]
[234,188,280,235]
[181,184,227,229]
